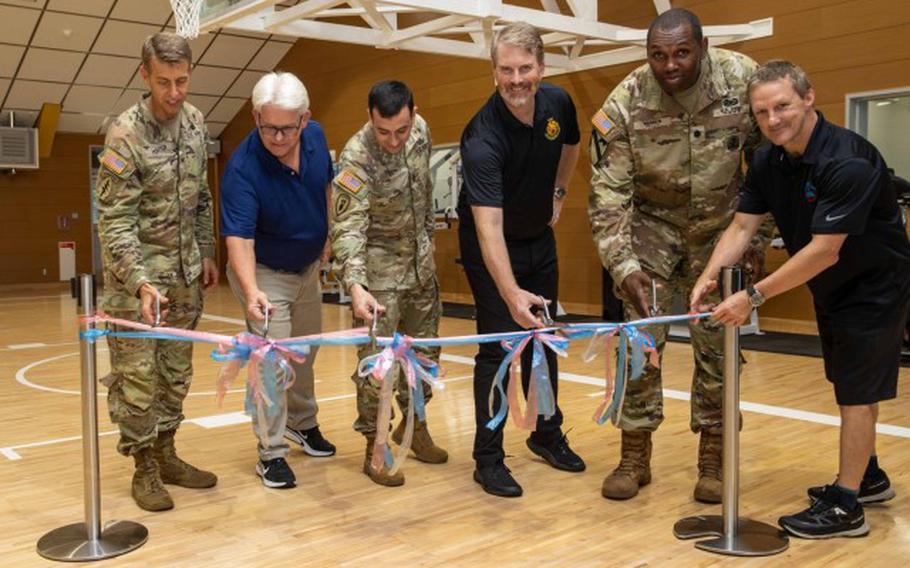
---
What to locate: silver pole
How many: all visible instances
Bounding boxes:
[37,274,148,562]
[79,273,102,542]
[721,266,742,539]
[672,266,788,556]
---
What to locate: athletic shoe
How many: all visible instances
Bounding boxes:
[779,490,869,539]
[526,434,586,472]
[474,462,523,498]
[808,471,895,505]
[285,426,336,457]
[256,457,296,489]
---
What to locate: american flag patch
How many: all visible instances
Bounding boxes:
[99,148,130,176]
[591,109,615,137]
[334,169,366,196]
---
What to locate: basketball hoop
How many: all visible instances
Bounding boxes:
[171,0,204,39]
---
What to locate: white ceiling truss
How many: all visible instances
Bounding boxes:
[201,0,773,76]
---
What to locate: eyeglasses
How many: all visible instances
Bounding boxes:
[258,123,301,139]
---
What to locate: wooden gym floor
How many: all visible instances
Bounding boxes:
[1,283,908,567]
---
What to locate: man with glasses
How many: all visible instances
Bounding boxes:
[221,72,336,489]
[331,80,447,487]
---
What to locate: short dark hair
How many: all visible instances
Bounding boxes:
[141,32,192,69]
[368,80,414,118]
[647,8,703,45]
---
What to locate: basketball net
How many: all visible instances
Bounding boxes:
[171,0,203,39]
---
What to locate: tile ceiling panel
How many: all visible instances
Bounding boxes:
[0,78,9,103]
[77,54,139,87]
[17,48,84,83]
[4,80,69,110]
[46,0,114,17]
[227,69,262,98]
[110,0,173,25]
[247,41,292,72]
[0,6,42,45]
[32,11,104,51]
[188,65,241,96]
[199,34,264,69]
[58,112,104,133]
[207,122,228,137]
[188,32,216,62]
[63,84,122,113]
[93,20,161,57]
[111,89,144,115]
[187,94,220,116]
[0,44,26,78]
[207,96,246,122]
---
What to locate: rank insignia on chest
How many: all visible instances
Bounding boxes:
[545,117,561,141]
[591,109,615,137]
[804,180,817,203]
[334,169,366,198]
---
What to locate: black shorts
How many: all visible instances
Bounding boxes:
[817,309,906,406]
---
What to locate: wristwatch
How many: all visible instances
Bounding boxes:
[746,285,765,308]
[554,186,567,200]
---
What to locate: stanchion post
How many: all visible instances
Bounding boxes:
[672,266,789,556]
[36,273,148,562]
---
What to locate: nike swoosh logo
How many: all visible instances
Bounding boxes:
[825,213,847,222]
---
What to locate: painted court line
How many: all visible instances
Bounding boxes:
[8,342,47,350]
[442,356,910,440]
[1,375,473,460]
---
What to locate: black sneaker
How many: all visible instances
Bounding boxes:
[779,491,869,539]
[808,471,895,505]
[256,457,296,489]
[526,434,586,472]
[473,462,523,498]
[285,426,336,457]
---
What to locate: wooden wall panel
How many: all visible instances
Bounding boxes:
[0,133,101,284]
[216,0,910,326]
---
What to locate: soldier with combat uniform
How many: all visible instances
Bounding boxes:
[96,32,218,511]
[588,9,764,503]
[331,80,447,487]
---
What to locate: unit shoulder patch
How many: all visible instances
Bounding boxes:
[544,117,561,141]
[333,168,367,199]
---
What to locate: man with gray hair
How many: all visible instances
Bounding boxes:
[457,21,583,498]
[221,71,336,489]
[97,31,218,511]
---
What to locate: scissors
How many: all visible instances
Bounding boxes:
[153,293,162,327]
[649,279,662,317]
[538,295,555,327]
[260,303,270,338]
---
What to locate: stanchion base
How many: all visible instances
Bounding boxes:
[37,520,147,562]
[674,515,788,557]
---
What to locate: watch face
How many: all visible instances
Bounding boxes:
[554,186,566,199]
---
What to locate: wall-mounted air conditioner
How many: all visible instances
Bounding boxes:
[0,127,39,170]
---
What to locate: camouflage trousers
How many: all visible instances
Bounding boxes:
[103,277,202,456]
[351,278,442,435]
[617,260,737,434]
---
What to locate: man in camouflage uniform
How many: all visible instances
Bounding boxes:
[331,80,447,487]
[588,9,765,503]
[97,33,218,511]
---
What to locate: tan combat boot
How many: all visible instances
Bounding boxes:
[601,430,652,500]
[694,430,722,503]
[154,429,217,489]
[391,419,448,464]
[132,447,174,511]
[363,435,405,487]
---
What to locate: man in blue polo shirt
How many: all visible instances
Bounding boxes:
[692,60,910,539]
[221,72,336,489]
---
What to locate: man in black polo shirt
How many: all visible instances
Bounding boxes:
[691,60,910,539]
[457,21,584,498]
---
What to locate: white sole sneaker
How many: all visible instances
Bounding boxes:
[284,428,335,457]
[255,461,295,489]
[781,520,870,539]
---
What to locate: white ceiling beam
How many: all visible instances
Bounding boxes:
[199,0,279,33]
[539,0,561,14]
[565,0,596,20]
[653,0,672,14]
[385,14,473,45]
[499,5,635,40]
[349,0,396,33]
[381,0,499,19]
[262,0,348,30]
